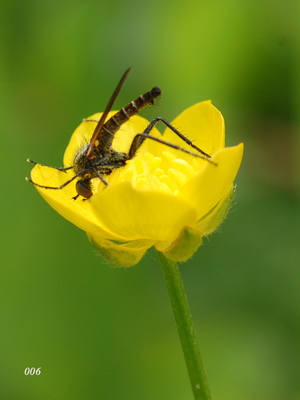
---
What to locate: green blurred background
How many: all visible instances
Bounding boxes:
[1,0,299,399]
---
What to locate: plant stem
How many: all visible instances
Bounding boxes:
[156,250,212,400]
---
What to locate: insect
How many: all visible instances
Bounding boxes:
[26,68,215,199]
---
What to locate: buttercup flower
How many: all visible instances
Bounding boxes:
[30,101,243,267]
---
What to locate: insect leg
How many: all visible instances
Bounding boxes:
[25,170,89,190]
[128,133,217,165]
[133,117,211,158]
[92,168,109,186]
[27,158,73,171]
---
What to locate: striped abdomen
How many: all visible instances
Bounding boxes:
[95,87,161,151]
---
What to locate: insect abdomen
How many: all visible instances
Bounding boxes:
[97,87,161,151]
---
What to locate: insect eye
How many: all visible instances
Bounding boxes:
[76,180,92,198]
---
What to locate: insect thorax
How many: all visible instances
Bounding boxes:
[73,143,128,180]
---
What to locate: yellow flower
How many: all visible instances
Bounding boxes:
[30,101,243,267]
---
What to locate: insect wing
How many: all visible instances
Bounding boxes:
[86,67,131,158]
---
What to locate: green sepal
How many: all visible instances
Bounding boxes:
[157,226,203,263]
[87,233,155,267]
[197,185,235,235]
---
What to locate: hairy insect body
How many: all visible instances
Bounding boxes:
[73,145,127,177]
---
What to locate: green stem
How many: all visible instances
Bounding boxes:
[156,250,212,400]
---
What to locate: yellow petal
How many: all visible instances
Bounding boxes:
[90,181,198,241]
[162,101,225,156]
[31,164,129,241]
[179,143,244,220]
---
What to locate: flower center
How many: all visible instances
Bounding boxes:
[97,151,201,195]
